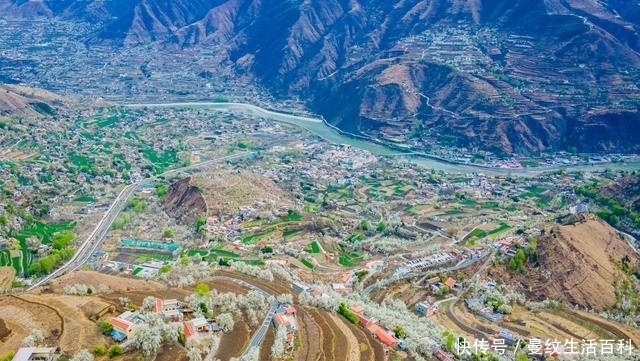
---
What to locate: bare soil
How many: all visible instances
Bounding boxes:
[295,307,322,361]
[258,321,275,361]
[487,216,639,312]
[0,266,14,292]
[45,270,168,294]
[216,318,251,360]
[0,295,65,354]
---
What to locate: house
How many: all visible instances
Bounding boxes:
[366,323,398,347]
[498,328,520,345]
[414,301,438,316]
[273,304,297,334]
[109,311,146,341]
[11,347,57,361]
[433,349,456,361]
[331,283,352,294]
[153,298,183,321]
[183,317,218,339]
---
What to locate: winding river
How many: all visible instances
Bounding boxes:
[124,101,640,176]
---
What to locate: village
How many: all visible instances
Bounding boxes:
[2,103,640,361]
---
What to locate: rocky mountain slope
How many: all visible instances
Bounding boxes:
[162,177,207,226]
[3,0,640,154]
[0,84,64,117]
[488,215,639,312]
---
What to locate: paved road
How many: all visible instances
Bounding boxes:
[208,276,278,360]
[26,152,255,291]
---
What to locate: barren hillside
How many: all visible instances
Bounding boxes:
[192,168,293,216]
[0,84,63,117]
[162,176,208,226]
[487,215,639,312]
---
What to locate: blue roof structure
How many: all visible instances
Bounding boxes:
[110,329,127,342]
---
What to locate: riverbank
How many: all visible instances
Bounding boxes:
[122,101,640,176]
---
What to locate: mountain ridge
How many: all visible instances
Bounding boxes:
[2,0,640,155]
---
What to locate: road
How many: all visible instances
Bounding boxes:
[207,276,278,360]
[26,152,255,291]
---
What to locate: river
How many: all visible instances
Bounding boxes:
[123,101,640,176]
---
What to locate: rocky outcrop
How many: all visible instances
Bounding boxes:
[3,0,640,154]
[162,177,207,226]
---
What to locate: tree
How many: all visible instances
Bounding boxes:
[195,215,207,233]
[195,282,210,297]
[337,303,358,324]
[97,320,113,335]
[186,347,202,361]
[107,345,123,358]
[92,345,106,356]
[163,229,173,238]
[21,329,45,347]
[393,325,407,339]
[52,231,74,250]
[70,349,94,361]
[141,296,157,313]
[442,330,456,352]
[216,313,235,332]
[271,326,287,358]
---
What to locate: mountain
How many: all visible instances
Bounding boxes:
[487,214,639,312]
[3,0,640,154]
[0,84,65,117]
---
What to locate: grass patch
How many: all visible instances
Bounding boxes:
[482,201,500,209]
[239,259,265,266]
[443,208,463,215]
[520,160,539,168]
[282,228,301,237]
[132,267,143,276]
[241,230,273,244]
[344,233,364,244]
[74,195,96,203]
[338,251,364,267]
[134,253,174,263]
[187,249,209,257]
[300,259,315,269]
[468,228,488,239]
[30,102,56,115]
[96,115,119,128]
[140,146,179,174]
[280,210,302,222]
[305,241,321,254]
[487,222,510,237]
[404,204,419,214]
[13,220,76,245]
[210,249,240,258]
[460,199,477,206]
[520,186,547,198]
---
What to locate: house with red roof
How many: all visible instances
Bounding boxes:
[152,298,182,321]
[109,310,146,341]
[182,317,219,340]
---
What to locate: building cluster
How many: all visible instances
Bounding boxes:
[272,304,298,346]
[108,297,221,344]
[347,305,405,349]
